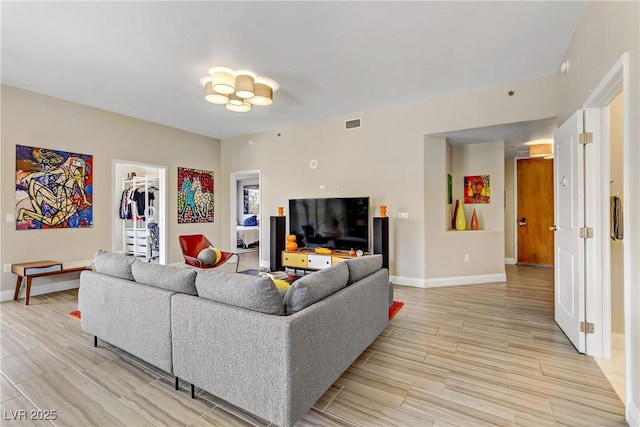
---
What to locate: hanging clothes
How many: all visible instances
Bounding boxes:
[610,195,623,241]
[118,187,155,220]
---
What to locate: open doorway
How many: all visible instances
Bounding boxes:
[229,170,261,254]
[593,91,626,404]
[112,160,167,265]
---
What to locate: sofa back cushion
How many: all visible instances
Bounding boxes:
[284,261,349,315]
[94,250,135,281]
[132,261,197,295]
[344,255,383,285]
[196,271,285,315]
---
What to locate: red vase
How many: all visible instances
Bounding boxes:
[471,209,479,230]
[452,200,459,229]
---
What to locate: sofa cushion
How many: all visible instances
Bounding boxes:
[132,261,197,295]
[93,250,135,281]
[196,270,285,315]
[284,262,349,315]
[344,255,383,285]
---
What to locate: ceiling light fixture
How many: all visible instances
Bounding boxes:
[202,67,278,113]
[529,143,554,158]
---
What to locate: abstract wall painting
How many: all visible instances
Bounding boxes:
[15,145,93,230]
[178,167,214,223]
[464,175,491,204]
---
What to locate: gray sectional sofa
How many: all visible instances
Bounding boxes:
[79,250,389,427]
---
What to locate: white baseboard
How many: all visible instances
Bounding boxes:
[389,275,426,288]
[628,401,640,427]
[425,273,507,288]
[390,273,507,288]
[0,279,79,303]
[504,258,517,265]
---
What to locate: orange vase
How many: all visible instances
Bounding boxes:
[285,235,298,251]
[471,209,479,230]
[277,206,284,216]
[380,205,387,217]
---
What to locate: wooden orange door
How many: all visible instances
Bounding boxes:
[517,158,554,265]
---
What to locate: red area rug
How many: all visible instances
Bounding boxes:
[389,300,404,320]
[70,305,402,321]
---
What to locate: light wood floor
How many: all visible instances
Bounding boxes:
[1,254,627,426]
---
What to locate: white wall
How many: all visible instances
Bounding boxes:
[220,76,557,283]
[237,177,259,226]
[504,159,516,262]
[1,85,220,297]
[557,1,639,422]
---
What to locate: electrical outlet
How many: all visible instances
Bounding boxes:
[3,264,11,273]
[464,254,470,262]
[398,212,409,219]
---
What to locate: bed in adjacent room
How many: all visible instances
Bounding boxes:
[237,215,260,248]
[237,225,259,248]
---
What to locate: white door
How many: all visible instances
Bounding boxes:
[554,110,585,353]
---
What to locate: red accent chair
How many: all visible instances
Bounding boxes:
[178,234,239,272]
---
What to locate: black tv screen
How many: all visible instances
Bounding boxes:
[289,197,369,251]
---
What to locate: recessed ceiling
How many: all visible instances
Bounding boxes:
[1,1,586,140]
[434,117,559,158]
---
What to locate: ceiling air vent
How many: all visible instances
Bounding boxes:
[345,118,361,130]
[515,150,530,158]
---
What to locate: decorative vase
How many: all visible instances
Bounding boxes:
[277,206,284,216]
[455,200,467,231]
[452,199,459,229]
[380,205,387,217]
[285,234,298,251]
[471,209,479,230]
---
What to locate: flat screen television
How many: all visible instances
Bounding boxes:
[288,197,369,251]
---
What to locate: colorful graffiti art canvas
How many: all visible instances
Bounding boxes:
[178,167,214,223]
[15,145,93,230]
[464,175,490,204]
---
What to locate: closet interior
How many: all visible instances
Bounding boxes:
[119,175,160,262]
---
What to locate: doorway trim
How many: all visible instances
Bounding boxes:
[581,52,629,399]
[111,160,168,265]
[229,169,261,251]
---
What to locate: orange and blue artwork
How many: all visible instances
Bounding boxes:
[15,145,93,230]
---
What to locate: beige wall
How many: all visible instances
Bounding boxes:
[1,85,220,298]
[504,158,516,261]
[219,75,554,285]
[424,139,505,284]
[557,1,639,420]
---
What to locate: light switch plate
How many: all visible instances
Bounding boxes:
[6,214,14,222]
[3,264,11,273]
[398,212,409,219]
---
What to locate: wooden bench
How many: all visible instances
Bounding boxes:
[12,259,93,305]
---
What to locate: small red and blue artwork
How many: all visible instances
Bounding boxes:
[178,167,214,223]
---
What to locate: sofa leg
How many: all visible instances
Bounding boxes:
[190,384,195,399]
[174,377,179,390]
[93,336,97,347]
